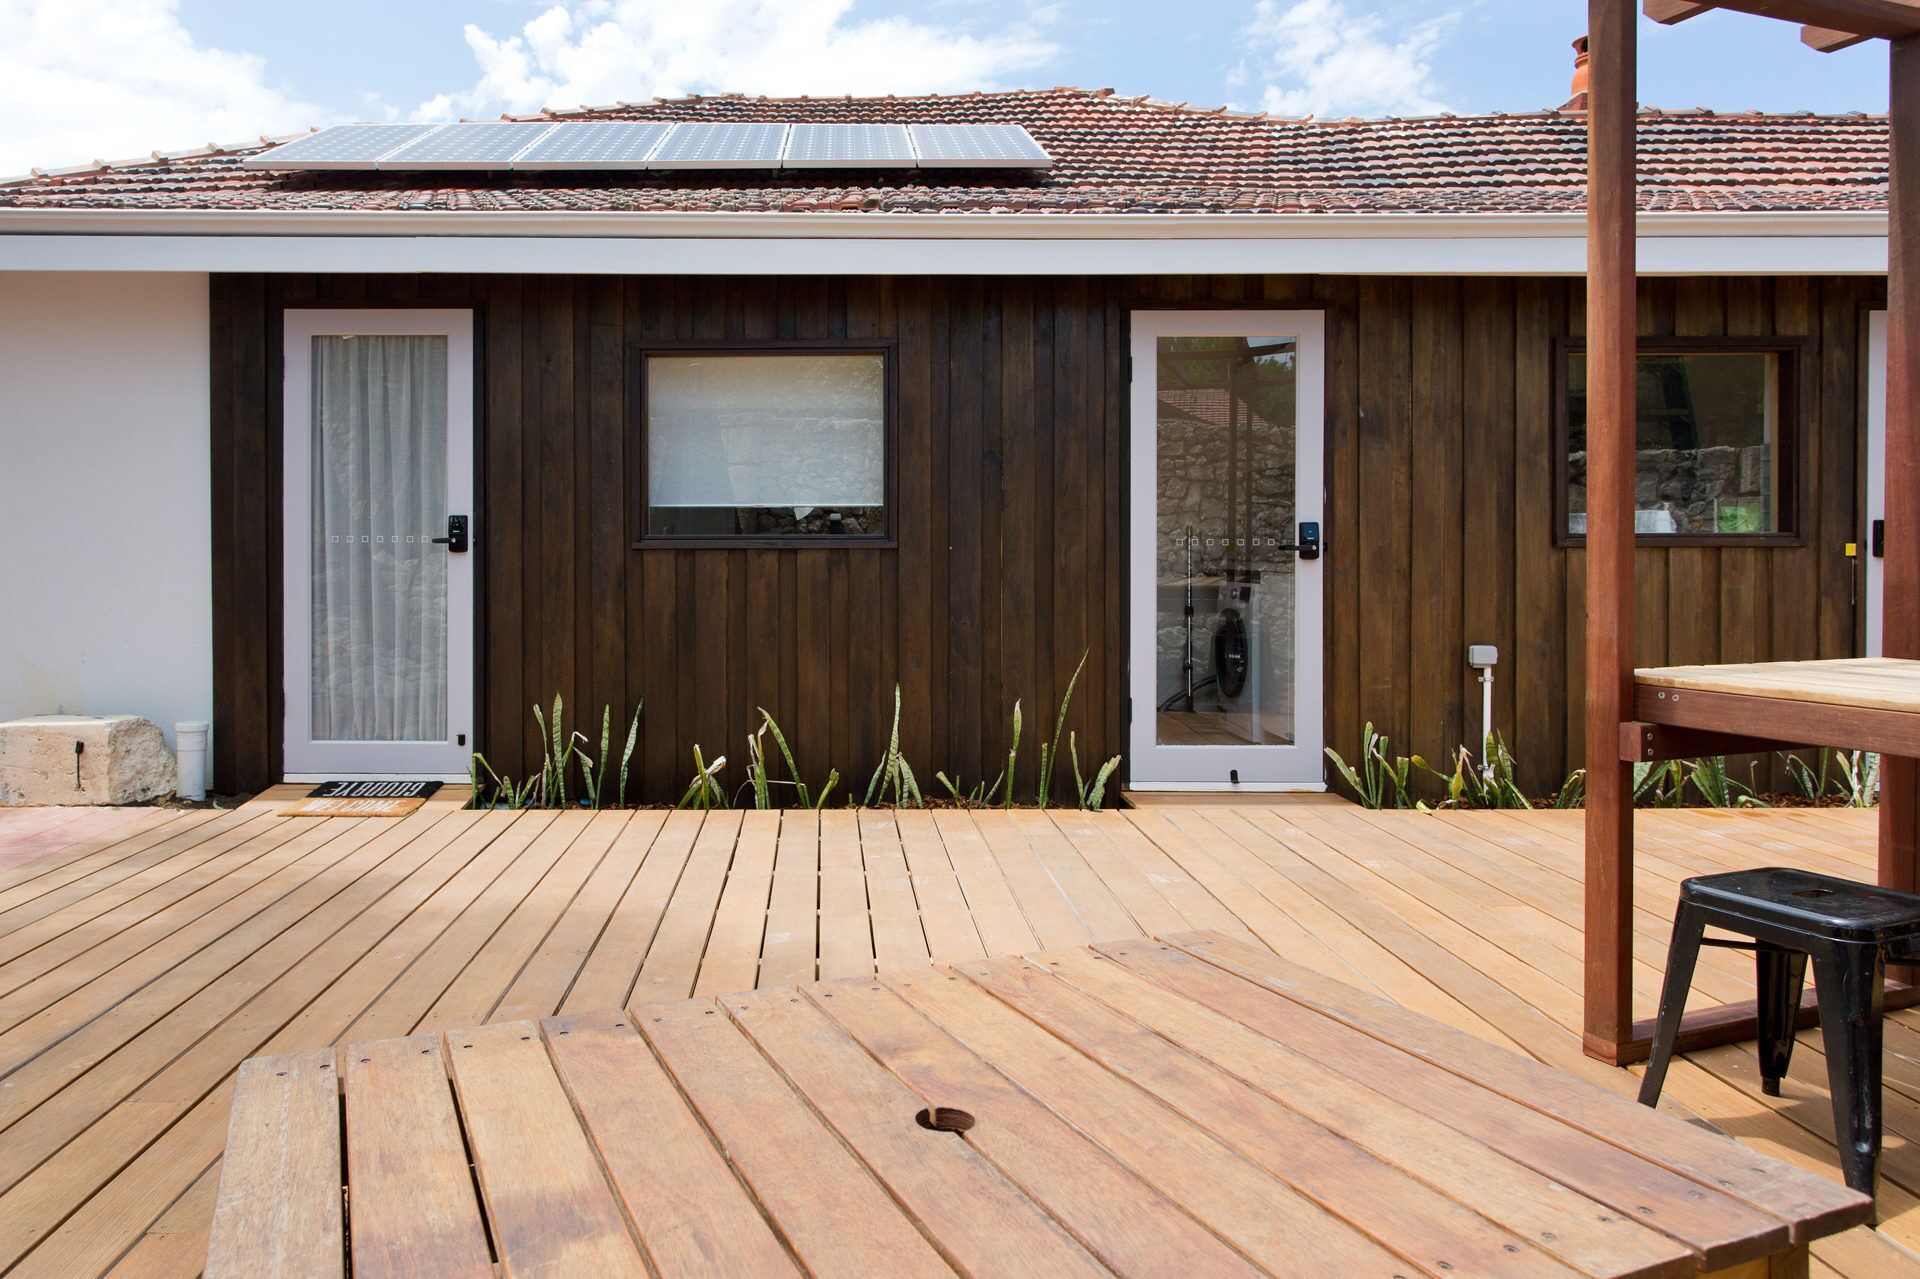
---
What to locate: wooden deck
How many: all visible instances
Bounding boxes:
[212,932,1868,1279]
[0,789,1917,1276]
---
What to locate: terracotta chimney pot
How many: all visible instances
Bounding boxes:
[1564,35,1591,111]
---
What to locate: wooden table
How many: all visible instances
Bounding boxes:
[1632,657,1920,759]
[206,930,1870,1279]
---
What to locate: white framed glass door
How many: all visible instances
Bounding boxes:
[1128,310,1325,789]
[282,309,475,778]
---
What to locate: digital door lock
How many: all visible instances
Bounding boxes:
[431,515,469,554]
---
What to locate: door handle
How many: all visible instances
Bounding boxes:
[431,515,469,554]
[1274,522,1321,560]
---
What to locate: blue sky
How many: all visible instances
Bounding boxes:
[2,0,1893,174]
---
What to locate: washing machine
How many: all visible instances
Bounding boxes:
[1207,576,1264,739]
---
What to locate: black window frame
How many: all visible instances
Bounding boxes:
[629,339,899,550]
[1551,335,1810,548]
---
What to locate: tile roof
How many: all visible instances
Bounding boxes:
[0,86,1888,217]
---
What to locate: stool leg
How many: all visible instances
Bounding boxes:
[1638,902,1707,1107]
[1810,943,1886,1197]
[1755,944,1808,1097]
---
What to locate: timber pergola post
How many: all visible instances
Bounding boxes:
[1585,0,1920,1065]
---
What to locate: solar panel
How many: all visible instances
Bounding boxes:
[375,122,561,169]
[240,124,442,170]
[646,122,790,170]
[908,124,1052,169]
[783,123,916,169]
[509,121,674,169]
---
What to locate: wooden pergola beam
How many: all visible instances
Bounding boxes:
[1644,0,1920,38]
[1804,24,1876,48]
[1644,0,1715,20]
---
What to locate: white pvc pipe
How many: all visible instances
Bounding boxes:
[175,721,208,802]
[1479,669,1495,755]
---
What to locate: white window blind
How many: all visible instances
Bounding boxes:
[647,353,885,510]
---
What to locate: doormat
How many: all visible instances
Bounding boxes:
[281,780,443,817]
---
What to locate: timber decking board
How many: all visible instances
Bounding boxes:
[213,932,1855,1278]
[0,798,1915,1276]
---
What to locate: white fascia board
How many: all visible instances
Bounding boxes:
[0,209,1887,276]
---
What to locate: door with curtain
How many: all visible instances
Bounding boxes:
[282,310,475,777]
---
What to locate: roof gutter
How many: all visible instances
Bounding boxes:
[0,207,1888,240]
[0,208,1887,276]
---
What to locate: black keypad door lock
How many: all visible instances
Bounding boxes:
[432,515,469,554]
[1295,521,1320,560]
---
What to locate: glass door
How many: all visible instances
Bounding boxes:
[1128,311,1325,789]
[282,310,475,778]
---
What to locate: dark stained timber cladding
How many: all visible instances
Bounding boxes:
[210,273,1880,800]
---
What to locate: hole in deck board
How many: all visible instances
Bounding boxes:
[916,1107,977,1135]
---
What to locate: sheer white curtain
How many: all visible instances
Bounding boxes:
[310,334,449,742]
[648,354,885,508]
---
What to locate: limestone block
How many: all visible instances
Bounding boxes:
[0,715,175,806]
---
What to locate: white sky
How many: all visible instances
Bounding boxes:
[0,0,1894,175]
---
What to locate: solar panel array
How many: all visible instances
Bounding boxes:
[785,123,916,169]
[908,123,1053,169]
[240,124,441,170]
[510,121,674,169]
[646,121,790,169]
[376,122,561,169]
[243,120,1052,171]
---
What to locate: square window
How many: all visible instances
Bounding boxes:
[1560,343,1799,542]
[641,350,889,541]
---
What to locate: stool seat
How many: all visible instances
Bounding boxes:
[1639,867,1920,1203]
[1680,868,1920,947]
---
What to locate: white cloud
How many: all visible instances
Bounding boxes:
[0,0,323,175]
[1241,0,1459,119]
[420,0,1059,120]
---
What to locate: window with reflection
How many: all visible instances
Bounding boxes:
[1562,343,1798,540]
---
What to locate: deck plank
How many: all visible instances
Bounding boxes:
[203,1049,342,1279]
[445,1020,646,1275]
[693,809,779,995]
[343,1035,492,1279]
[542,1011,798,1276]
[756,809,820,985]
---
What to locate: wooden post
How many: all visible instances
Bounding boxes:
[1886,35,1920,904]
[1583,0,1639,1063]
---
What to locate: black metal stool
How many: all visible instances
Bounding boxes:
[1638,867,1920,1196]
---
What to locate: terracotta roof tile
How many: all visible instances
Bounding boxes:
[0,86,1887,216]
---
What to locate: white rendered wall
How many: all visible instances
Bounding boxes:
[0,272,211,747]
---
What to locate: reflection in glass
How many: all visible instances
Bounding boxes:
[1154,336,1297,748]
[1567,350,1780,535]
